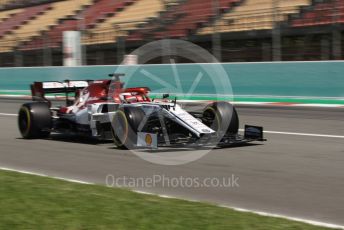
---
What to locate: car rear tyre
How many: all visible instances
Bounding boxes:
[202,101,239,136]
[111,107,145,149]
[18,102,51,139]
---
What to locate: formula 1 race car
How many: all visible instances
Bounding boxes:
[18,73,265,149]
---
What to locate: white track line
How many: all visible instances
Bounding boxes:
[0,113,18,116]
[264,130,344,139]
[267,131,343,139]
[238,129,344,139]
[0,167,94,185]
[0,166,343,229]
[52,176,93,184]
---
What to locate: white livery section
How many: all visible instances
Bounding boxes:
[85,102,215,140]
[42,81,89,89]
[170,106,215,136]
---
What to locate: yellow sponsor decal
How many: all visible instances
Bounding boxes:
[145,133,153,146]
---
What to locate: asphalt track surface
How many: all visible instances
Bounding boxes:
[0,99,343,226]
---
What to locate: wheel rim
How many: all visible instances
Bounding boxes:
[112,111,129,146]
[111,126,122,147]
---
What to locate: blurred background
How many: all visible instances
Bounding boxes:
[0,0,342,66]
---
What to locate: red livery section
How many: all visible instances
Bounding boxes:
[31,76,151,114]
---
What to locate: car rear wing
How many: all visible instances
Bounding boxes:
[31,80,91,104]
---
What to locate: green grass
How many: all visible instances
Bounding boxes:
[0,170,335,230]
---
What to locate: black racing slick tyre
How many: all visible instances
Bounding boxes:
[18,102,51,139]
[202,101,239,136]
[111,107,145,149]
